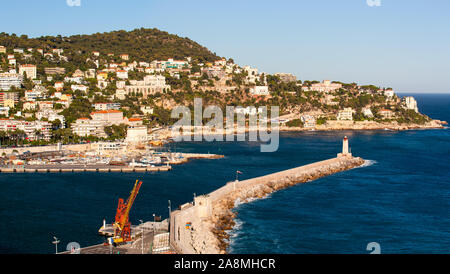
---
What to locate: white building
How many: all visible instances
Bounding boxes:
[403,96,419,113]
[306,80,342,93]
[71,118,107,138]
[141,106,154,115]
[125,125,148,143]
[0,73,23,91]
[19,64,37,79]
[91,142,126,155]
[0,107,9,116]
[91,110,126,125]
[379,109,396,119]
[384,89,395,98]
[115,88,127,100]
[362,107,374,118]
[71,84,88,93]
[125,75,170,98]
[36,109,66,128]
[337,108,355,121]
[54,82,64,91]
[249,86,269,96]
[0,119,52,141]
[25,90,41,101]
[234,106,265,115]
[23,101,37,111]
[94,102,121,111]
[243,66,259,84]
[301,115,316,128]
[116,70,128,79]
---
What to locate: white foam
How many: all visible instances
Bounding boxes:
[356,159,377,168]
[226,218,244,253]
[234,193,272,207]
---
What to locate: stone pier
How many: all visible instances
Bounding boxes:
[170,139,364,254]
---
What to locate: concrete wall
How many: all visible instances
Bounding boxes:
[0,143,90,155]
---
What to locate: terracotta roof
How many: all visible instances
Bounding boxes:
[91,110,122,114]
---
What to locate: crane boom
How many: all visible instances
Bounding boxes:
[111,179,143,245]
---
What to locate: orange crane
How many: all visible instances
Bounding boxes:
[109,180,143,246]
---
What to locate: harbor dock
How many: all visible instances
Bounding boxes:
[0,164,172,173]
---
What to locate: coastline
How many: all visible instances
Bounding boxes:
[164,119,447,141]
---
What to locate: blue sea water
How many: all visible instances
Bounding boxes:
[0,94,449,254]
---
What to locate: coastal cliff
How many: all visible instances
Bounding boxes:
[169,155,365,254]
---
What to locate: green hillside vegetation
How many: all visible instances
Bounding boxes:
[0,28,220,63]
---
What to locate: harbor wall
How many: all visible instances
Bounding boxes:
[0,143,90,155]
[169,155,364,254]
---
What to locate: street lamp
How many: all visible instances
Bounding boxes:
[168,200,171,218]
[152,213,156,236]
[139,219,144,254]
[52,236,60,254]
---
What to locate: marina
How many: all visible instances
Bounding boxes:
[0,165,172,173]
[0,142,224,173]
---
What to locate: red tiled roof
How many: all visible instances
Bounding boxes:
[91,110,122,114]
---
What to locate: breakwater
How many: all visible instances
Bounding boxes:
[169,154,364,254]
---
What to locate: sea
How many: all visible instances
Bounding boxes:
[0,93,448,254]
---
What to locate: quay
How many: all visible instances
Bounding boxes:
[0,164,172,173]
[60,220,170,254]
[169,137,365,254]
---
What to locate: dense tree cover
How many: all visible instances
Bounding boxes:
[104,124,128,141]
[286,119,303,127]
[59,97,93,125]
[0,28,220,65]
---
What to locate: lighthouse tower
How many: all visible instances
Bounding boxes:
[338,136,352,157]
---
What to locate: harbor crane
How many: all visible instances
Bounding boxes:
[109,180,143,246]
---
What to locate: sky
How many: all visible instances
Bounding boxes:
[1,0,450,93]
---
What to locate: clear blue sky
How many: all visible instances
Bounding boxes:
[2,0,450,93]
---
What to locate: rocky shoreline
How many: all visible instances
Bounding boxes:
[162,119,447,141]
[207,156,365,254]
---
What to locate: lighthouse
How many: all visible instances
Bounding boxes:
[338,136,352,157]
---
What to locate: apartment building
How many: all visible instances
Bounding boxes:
[0,92,19,108]
[19,64,37,79]
[124,75,170,98]
[71,118,107,138]
[337,108,355,121]
[0,119,52,141]
[0,73,23,91]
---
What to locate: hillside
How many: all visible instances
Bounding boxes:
[0,28,220,63]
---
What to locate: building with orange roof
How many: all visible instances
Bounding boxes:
[127,117,143,126]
